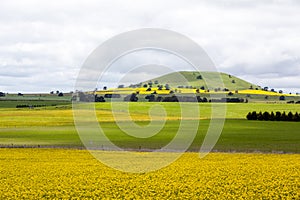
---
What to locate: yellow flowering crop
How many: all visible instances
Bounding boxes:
[0,149,299,199]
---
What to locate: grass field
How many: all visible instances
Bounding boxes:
[0,149,299,199]
[0,102,299,153]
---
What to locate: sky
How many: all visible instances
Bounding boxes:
[0,0,299,93]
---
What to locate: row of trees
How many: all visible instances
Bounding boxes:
[247,111,300,122]
[16,104,47,108]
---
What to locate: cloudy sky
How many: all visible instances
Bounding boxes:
[0,0,299,93]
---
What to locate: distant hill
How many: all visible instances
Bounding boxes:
[134,71,261,91]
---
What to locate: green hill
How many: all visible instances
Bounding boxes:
[136,71,261,91]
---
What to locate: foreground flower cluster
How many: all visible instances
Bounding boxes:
[0,149,299,199]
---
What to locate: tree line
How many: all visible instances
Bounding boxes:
[247,111,300,122]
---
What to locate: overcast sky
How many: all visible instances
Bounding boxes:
[0,0,299,93]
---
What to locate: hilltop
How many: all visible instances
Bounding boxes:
[134,71,260,91]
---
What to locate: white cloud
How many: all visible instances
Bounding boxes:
[0,0,299,93]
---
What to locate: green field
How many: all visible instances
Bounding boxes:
[139,71,261,90]
[0,93,71,108]
[0,102,299,153]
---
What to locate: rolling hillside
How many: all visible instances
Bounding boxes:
[137,71,260,91]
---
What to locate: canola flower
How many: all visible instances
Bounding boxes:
[95,87,299,96]
[0,149,299,199]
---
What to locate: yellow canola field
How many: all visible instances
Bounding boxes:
[0,149,299,199]
[95,87,299,96]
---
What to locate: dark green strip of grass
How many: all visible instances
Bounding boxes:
[0,120,299,153]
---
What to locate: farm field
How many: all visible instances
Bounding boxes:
[0,103,299,153]
[0,101,299,199]
[0,149,299,199]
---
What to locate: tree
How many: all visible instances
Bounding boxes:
[287,112,294,121]
[281,112,287,121]
[228,92,233,96]
[231,80,235,84]
[143,84,148,88]
[293,112,300,122]
[58,92,64,97]
[263,111,270,121]
[251,111,258,120]
[279,90,283,94]
[145,94,155,102]
[257,112,263,120]
[275,112,281,121]
[165,84,170,90]
[263,87,268,91]
[154,80,158,84]
[270,112,275,121]
[246,112,253,120]
[279,96,285,101]
[196,75,202,80]
[95,95,105,102]
[50,91,54,95]
[124,93,138,102]
[118,85,124,88]
[130,93,138,102]
[103,86,107,90]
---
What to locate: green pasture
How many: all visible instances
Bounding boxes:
[0,102,299,153]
